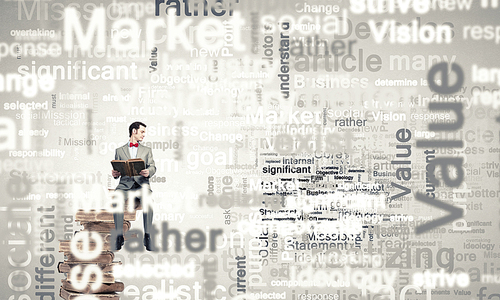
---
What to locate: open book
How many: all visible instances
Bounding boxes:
[111,158,145,177]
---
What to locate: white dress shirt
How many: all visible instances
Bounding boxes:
[127,141,139,158]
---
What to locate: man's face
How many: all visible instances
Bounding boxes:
[133,125,146,142]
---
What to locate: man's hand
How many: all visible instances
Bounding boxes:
[112,170,121,178]
[140,169,150,177]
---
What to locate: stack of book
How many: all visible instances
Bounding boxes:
[58,208,138,300]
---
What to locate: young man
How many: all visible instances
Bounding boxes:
[112,121,156,251]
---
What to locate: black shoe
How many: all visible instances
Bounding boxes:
[144,233,154,251]
[114,234,124,251]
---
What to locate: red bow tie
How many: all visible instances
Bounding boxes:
[130,143,138,147]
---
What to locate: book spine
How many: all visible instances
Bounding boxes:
[126,162,131,177]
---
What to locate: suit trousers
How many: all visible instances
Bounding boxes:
[113,182,154,235]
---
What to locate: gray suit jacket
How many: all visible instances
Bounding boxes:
[114,143,156,191]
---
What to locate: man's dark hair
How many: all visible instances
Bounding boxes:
[129,121,147,137]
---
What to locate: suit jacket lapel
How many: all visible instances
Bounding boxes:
[120,144,131,160]
[137,144,146,159]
